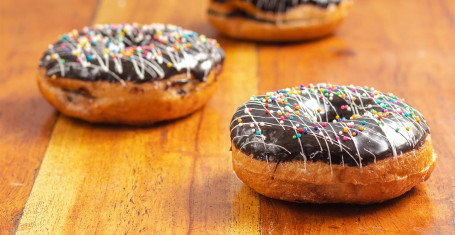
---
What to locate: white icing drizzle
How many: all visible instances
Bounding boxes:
[40,23,224,84]
[230,83,430,169]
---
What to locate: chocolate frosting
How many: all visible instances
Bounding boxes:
[39,24,225,84]
[213,0,342,12]
[230,84,430,167]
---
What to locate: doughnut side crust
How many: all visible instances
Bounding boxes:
[232,135,436,204]
[208,0,353,42]
[37,66,221,125]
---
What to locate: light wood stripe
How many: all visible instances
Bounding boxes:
[17,0,260,233]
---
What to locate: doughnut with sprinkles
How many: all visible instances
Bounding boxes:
[37,23,225,125]
[230,83,436,204]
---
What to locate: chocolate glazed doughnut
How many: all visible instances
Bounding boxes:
[208,0,354,42]
[230,83,436,204]
[38,23,225,124]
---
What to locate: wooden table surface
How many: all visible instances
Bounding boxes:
[1,0,454,234]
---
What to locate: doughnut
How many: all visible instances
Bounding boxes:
[38,23,225,125]
[230,83,436,204]
[208,0,354,42]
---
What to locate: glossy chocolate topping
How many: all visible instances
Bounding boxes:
[230,84,430,167]
[213,0,342,12]
[39,24,225,84]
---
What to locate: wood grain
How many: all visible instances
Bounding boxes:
[16,0,260,234]
[3,0,455,234]
[258,0,455,234]
[0,0,97,233]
